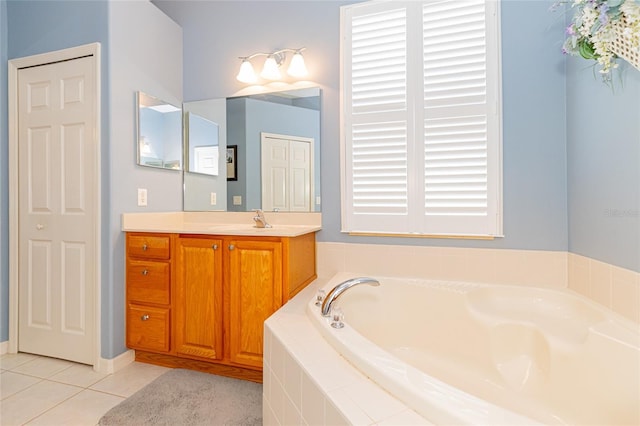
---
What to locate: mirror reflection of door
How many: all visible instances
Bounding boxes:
[261,132,313,212]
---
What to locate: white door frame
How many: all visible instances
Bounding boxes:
[8,43,101,368]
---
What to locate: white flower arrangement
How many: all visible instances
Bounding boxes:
[560,0,640,77]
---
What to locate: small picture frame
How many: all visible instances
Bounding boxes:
[226,145,237,181]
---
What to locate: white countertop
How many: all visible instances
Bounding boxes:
[121,211,321,237]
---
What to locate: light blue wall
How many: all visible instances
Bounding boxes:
[1,0,9,343]
[155,0,569,251]
[1,1,182,359]
[107,1,183,359]
[567,60,640,272]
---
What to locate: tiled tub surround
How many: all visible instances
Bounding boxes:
[317,243,640,324]
[264,243,640,425]
[568,253,640,324]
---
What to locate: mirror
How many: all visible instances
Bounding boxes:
[136,91,183,170]
[183,87,321,212]
[185,112,220,176]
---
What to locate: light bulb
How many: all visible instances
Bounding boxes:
[287,51,308,78]
[236,59,257,83]
[261,55,282,80]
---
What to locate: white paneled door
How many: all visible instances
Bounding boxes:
[17,56,97,364]
[261,133,313,212]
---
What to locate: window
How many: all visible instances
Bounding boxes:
[341,0,502,237]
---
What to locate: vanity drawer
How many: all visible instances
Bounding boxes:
[126,260,170,305]
[127,233,171,259]
[127,304,170,352]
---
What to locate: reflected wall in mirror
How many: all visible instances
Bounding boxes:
[137,91,183,170]
[183,98,228,211]
[185,112,220,176]
[183,87,321,213]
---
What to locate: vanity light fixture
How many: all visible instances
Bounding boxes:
[236,47,308,83]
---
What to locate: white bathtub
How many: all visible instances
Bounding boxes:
[307,274,640,425]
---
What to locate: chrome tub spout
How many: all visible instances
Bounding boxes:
[321,277,380,317]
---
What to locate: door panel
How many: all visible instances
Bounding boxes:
[228,239,282,368]
[18,56,96,364]
[175,237,224,360]
[290,141,310,211]
[262,137,289,212]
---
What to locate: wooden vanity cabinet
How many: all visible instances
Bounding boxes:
[125,233,173,353]
[125,230,316,382]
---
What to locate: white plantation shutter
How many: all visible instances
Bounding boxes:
[342,0,502,237]
[343,2,411,232]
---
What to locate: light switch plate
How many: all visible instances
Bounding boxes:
[210,192,217,205]
[137,188,147,206]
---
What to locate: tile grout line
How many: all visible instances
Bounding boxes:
[19,381,85,426]
[0,357,127,426]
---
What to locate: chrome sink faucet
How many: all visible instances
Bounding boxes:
[252,209,272,228]
[321,277,380,316]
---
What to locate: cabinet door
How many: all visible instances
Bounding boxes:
[175,237,223,360]
[227,239,283,368]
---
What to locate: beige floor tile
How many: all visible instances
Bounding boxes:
[0,353,39,371]
[89,361,169,398]
[48,363,108,388]
[25,389,124,426]
[11,356,75,379]
[0,371,42,400]
[0,380,82,425]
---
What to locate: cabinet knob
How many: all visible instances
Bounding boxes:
[141,269,149,276]
[141,314,150,321]
[142,244,148,251]
[212,244,218,250]
[228,244,235,250]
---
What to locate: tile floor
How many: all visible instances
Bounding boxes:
[0,352,169,426]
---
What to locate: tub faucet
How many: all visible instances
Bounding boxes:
[321,277,380,317]
[253,209,272,228]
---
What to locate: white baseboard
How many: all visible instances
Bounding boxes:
[0,340,8,355]
[96,349,135,374]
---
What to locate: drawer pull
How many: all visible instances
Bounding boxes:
[212,244,218,250]
[141,269,149,276]
[142,244,148,251]
[229,244,235,250]
[141,314,150,321]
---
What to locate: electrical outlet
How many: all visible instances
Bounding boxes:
[137,188,147,206]
[210,192,217,205]
[233,196,242,206]
[316,196,321,205]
